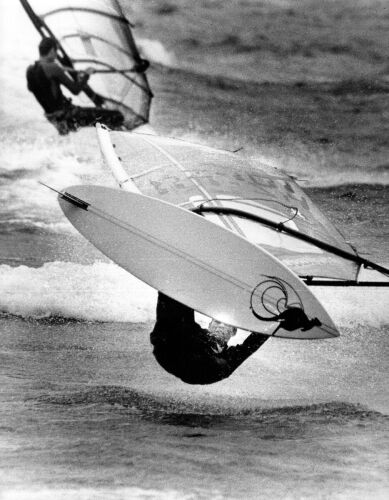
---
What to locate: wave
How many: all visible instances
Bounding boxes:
[315,286,389,328]
[1,486,192,500]
[38,386,387,423]
[0,219,76,235]
[0,130,115,229]
[0,487,191,500]
[137,38,177,67]
[0,131,104,179]
[0,261,387,327]
[0,261,156,323]
[255,153,389,188]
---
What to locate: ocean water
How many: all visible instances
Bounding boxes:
[1,1,389,499]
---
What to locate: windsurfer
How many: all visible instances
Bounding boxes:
[26,37,124,135]
[150,293,269,384]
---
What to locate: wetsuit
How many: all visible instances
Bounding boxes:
[150,293,269,384]
[26,60,124,135]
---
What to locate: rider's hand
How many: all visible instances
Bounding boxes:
[77,70,90,83]
[84,67,96,75]
[77,67,95,80]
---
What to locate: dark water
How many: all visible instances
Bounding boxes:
[1,316,388,499]
[1,1,388,499]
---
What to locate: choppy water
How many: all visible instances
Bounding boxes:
[1,1,389,499]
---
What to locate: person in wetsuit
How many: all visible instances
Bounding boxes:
[26,37,124,135]
[150,293,269,384]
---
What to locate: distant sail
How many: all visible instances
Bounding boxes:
[100,129,360,282]
[20,0,153,130]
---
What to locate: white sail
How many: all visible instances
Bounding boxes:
[97,128,361,282]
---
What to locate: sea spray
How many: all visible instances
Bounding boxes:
[137,38,177,67]
[0,131,113,224]
[1,261,387,328]
[0,261,156,322]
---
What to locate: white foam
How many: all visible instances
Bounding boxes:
[0,262,156,322]
[137,38,177,67]
[313,268,389,328]
[0,261,387,328]
[30,221,77,234]
[0,131,111,223]
[250,151,389,188]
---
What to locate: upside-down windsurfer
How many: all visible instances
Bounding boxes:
[151,293,269,384]
[26,37,124,135]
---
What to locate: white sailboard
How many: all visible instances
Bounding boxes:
[58,185,340,339]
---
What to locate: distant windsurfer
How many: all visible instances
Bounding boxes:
[150,293,269,384]
[26,38,124,135]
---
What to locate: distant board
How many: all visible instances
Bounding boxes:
[59,185,339,339]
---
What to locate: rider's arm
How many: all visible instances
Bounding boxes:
[49,63,89,95]
[223,332,269,371]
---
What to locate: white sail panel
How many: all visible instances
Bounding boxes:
[107,131,359,281]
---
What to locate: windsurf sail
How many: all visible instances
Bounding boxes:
[20,0,153,129]
[96,127,383,284]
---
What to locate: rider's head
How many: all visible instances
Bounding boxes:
[39,38,57,60]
